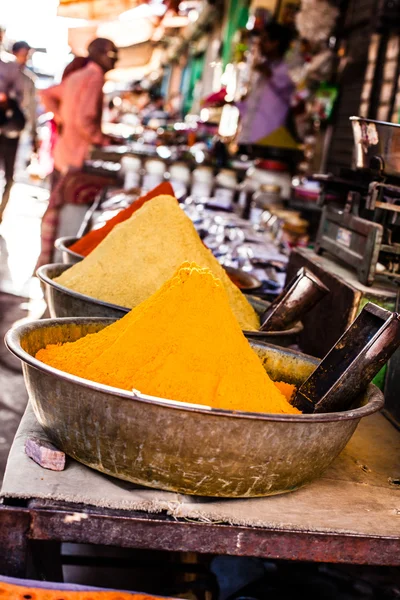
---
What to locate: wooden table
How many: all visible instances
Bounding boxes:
[1,412,400,578]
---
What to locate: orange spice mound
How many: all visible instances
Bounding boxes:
[0,580,173,600]
[37,263,300,415]
[69,181,174,257]
[274,381,296,402]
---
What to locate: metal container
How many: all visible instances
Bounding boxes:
[37,264,126,320]
[54,237,83,265]
[260,267,329,332]
[350,116,400,176]
[5,318,383,497]
[37,264,303,346]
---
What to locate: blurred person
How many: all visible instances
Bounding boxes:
[38,56,89,181]
[166,92,183,120]
[142,93,169,126]
[0,38,35,223]
[12,41,37,150]
[237,21,294,147]
[40,38,118,186]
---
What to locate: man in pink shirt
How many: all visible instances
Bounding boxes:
[41,38,118,184]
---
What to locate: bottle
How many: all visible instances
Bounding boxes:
[142,159,166,191]
[191,166,214,200]
[169,162,191,199]
[250,183,282,224]
[213,169,237,209]
[121,156,142,190]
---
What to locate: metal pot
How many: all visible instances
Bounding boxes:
[54,237,82,265]
[36,264,303,346]
[350,116,400,176]
[37,264,126,319]
[5,317,383,497]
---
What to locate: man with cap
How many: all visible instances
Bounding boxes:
[41,37,118,184]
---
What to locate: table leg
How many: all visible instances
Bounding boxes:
[0,508,31,577]
[29,541,64,582]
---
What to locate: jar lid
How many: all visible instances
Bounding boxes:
[121,156,141,169]
[145,159,166,174]
[260,184,281,193]
[255,159,289,172]
[219,169,236,177]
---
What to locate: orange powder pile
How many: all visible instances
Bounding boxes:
[37,263,299,415]
[274,381,296,402]
[69,181,175,256]
[0,580,166,600]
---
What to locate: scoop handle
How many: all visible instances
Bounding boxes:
[292,302,400,414]
[260,267,329,332]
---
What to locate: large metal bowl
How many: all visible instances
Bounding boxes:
[54,237,82,265]
[37,264,303,346]
[5,317,383,497]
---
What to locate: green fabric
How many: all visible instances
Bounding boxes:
[183,54,205,115]
[222,0,249,66]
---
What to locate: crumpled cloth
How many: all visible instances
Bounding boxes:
[1,403,399,539]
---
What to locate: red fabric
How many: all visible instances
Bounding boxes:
[35,170,114,270]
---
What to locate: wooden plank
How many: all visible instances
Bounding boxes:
[23,505,400,567]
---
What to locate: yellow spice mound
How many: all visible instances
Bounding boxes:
[38,263,298,414]
[55,195,259,331]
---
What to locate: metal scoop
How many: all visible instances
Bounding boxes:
[292,302,400,414]
[260,267,329,332]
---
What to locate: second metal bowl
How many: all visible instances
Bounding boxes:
[54,237,82,265]
[37,264,303,345]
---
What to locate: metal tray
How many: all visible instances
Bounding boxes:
[37,264,303,346]
[5,317,383,497]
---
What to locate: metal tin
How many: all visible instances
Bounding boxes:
[37,264,303,346]
[260,267,329,332]
[5,318,384,498]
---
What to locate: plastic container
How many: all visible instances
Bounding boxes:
[121,156,142,190]
[245,160,292,199]
[142,159,166,191]
[169,162,191,198]
[191,166,214,200]
[249,183,282,224]
[213,169,238,208]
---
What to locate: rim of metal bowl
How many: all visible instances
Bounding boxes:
[54,237,84,261]
[36,264,130,314]
[36,265,302,337]
[5,317,384,423]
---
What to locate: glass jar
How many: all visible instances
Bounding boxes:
[142,159,166,191]
[191,166,214,200]
[250,184,282,226]
[121,156,142,190]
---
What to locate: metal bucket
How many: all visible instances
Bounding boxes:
[36,264,303,346]
[54,237,82,265]
[5,317,383,497]
[350,116,400,176]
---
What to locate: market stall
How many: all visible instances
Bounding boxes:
[2,0,400,596]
